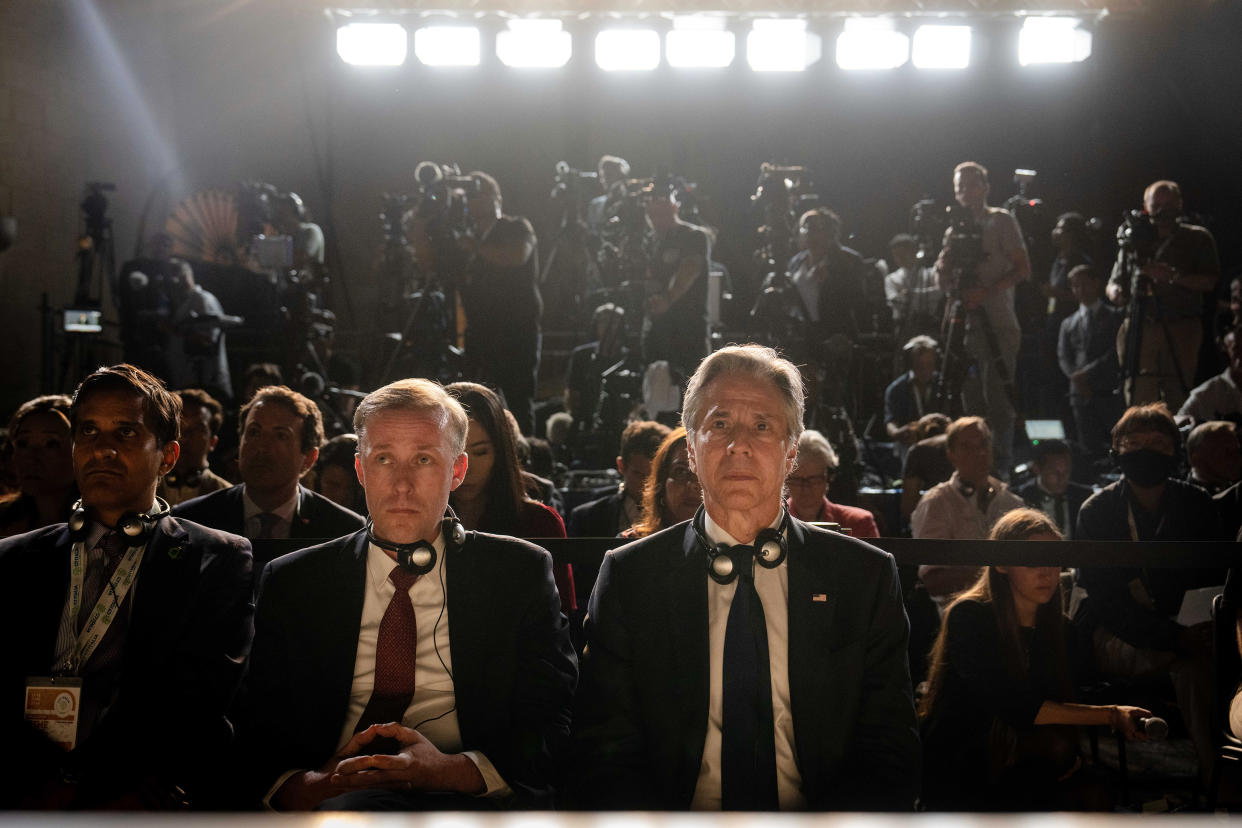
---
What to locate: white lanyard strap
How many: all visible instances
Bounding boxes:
[62,539,145,675]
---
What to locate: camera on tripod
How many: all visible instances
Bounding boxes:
[1116,209,1158,258]
[551,161,598,201]
[944,204,985,282]
[412,161,478,234]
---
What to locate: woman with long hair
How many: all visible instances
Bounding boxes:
[920,508,1149,811]
[626,427,701,539]
[0,395,77,537]
[445,382,575,611]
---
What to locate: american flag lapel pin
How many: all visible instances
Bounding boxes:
[812,593,828,603]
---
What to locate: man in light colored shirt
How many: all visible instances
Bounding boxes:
[235,378,576,810]
[911,416,1025,598]
[1178,328,1242,427]
[574,344,918,811]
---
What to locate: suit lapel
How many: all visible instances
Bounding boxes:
[324,532,370,732]
[291,485,315,539]
[785,521,837,782]
[444,534,483,741]
[128,518,195,654]
[669,524,710,798]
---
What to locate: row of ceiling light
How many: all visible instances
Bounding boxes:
[335,16,1093,71]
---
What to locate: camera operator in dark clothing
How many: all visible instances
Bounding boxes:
[564,303,628,430]
[1073,402,1225,781]
[642,189,710,377]
[458,171,542,434]
[935,162,1031,478]
[1108,180,1220,412]
[787,207,867,341]
[885,335,940,457]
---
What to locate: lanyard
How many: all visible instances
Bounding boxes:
[60,539,145,676]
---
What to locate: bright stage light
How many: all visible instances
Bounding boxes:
[747,19,821,72]
[1019,17,1092,65]
[336,23,408,66]
[414,25,480,67]
[497,19,571,68]
[835,18,909,71]
[912,25,971,69]
[666,17,735,69]
[595,29,661,71]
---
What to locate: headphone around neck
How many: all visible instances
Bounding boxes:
[366,507,467,576]
[68,497,171,546]
[692,506,789,585]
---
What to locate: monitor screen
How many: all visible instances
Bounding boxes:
[64,308,102,333]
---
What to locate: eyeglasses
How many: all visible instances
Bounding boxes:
[667,466,700,486]
[787,471,832,487]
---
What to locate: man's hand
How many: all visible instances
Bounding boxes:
[1070,370,1092,399]
[1140,261,1177,285]
[331,723,486,796]
[1109,705,1154,741]
[270,723,389,811]
[893,422,919,445]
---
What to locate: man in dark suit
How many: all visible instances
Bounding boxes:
[568,419,669,538]
[173,385,363,541]
[573,344,919,811]
[235,378,576,810]
[1016,439,1093,539]
[1058,264,1124,458]
[0,364,253,808]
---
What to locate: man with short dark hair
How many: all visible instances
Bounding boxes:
[235,378,576,810]
[885,335,940,451]
[568,420,671,537]
[1058,264,1124,458]
[1178,327,1242,427]
[158,388,232,505]
[0,364,253,808]
[574,344,919,811]
[1016,439,1093,538]
[173,385,363,540]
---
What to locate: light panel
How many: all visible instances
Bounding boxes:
[912,25,971,69]
[1019,17,1092,65]
[835,19,908,71]
[747,19,822,72]
[414,25,480,67]
[497,19,572,68]
[595,29,661,71]
[336,23,408,67]
[666,17,735,68]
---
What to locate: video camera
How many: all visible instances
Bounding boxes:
[944,204,985,286]
[1116,209,1158,258]
[411,161,478,232]
[550,161,599,201]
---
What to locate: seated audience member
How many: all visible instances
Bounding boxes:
[0,364,253,808]
[1057,264,1124,458]
[900,412,953,521]
[1017,439,1093,539]
[921,509,1147,812]
[446,382,575,612]
[158,388,231,506]
[1074,402,1225,781]
[1178,327,1242,427]
[240,363,284,404]
[0,394,76,537]
[574,345,919,811]
[1186,420,1242,494]
[885,336,940,461]
[234,378,576,810]
[787,429,879,538]
[912,417,1025,598]
[315,434,366,515]
[568,420,670,537]
[624,426,701,539]
[173,386,365,541]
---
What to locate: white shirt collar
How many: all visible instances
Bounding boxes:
[702,508,784,547]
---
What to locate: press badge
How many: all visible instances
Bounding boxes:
[24,676,82,751]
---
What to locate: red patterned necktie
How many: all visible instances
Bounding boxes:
[355,566,421,732]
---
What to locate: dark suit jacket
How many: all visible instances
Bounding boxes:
[567,489,626,538]
[172,483,364,541]
[1016,480,1092,536]
[1057,302,1123,397]
[572,518,920,810]
[0,518,253,804]
[235,529,578,808]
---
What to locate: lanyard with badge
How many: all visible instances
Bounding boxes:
[24,538,146,751]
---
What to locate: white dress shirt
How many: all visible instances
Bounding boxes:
[691,511,806,811]
[242,486,298,539]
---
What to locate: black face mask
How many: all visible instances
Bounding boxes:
[1119,448,1177,488]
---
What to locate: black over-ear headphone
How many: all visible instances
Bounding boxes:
[366,507,467,576]
[692,506,789,585]
[68,497,171,546]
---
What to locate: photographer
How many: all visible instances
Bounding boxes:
[935,162,1030,478]
[586,154,630,231]
[458,170,542,434]
[1108,180,1220,411]
[160,258,234,401]
[642,187,710,377]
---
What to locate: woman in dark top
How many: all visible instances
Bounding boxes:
[0,395,77,537]
[920,508,1149,811]
[624,427,700,538]
[445,382,575,612]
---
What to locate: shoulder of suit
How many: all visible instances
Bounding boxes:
[796,520,889,560]
[264,530,364,575]
[171,484,239,516]
[162,514,250,554]
[301,488,365,523]
[603,522,690,571]
[0,522,67,559]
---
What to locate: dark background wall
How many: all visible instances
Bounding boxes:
[2,0,1239,414]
